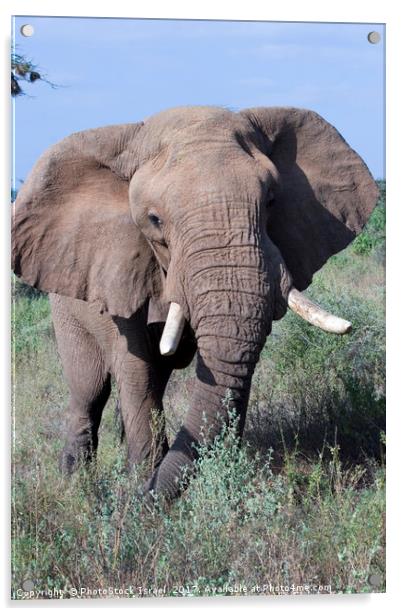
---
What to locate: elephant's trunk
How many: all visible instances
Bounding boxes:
[147,253,273,498]
[146,342,263,498]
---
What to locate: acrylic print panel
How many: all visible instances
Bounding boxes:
[11,16,385,600]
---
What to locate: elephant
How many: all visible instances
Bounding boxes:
[12,105,378,501]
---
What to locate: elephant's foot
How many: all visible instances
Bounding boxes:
[125,433,170,474]
[59,439,97,475]
[136,476,172,513]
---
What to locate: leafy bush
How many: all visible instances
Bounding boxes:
[248,279,385,463]
[11,397,385,597]
[352,180,385,256]
[12,275,44,300]
[12,294,52,356]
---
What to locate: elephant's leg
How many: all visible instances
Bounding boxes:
[61,374,111,474]
[117,359,173,472]
[51,298,111,474]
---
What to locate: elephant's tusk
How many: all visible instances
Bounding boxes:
[160,302,186,356]
[287,288,352,334]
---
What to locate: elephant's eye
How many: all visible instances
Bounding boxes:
[148,213,163,227]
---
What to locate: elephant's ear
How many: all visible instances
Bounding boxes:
[241,107,379,291]
[12,123,161,318]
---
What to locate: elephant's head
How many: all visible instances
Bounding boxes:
[12,106,378,499]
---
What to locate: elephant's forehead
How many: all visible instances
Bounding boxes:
[140,106,255,151]
[144,105,235,129]
[132,106,272,201]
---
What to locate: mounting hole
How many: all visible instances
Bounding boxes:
[367,31,380,44]
[20,24,34,37]
[368,573,382,588]
[22,579,35,591]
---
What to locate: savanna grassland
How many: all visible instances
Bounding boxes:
[11,182,385,599]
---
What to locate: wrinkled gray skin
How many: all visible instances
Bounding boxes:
[12,106,378,500]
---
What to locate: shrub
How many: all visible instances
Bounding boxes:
[249,280,385,463]
[12,293,52,357]
[352,180,385,256]
[11,399,385,597]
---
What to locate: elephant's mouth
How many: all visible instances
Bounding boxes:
[159,288,351,357]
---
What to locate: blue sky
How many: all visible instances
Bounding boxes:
[12,17,385,185]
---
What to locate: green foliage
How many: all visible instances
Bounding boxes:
[11,388,385,596]
[12,52,41,97]
[11,51,57,97]
[352,180,385,256]
[12,275,44,300]
[252,215,385,461]
[12,293,52,356]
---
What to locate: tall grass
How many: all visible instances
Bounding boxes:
[11,392,385,597]
[11,183,385,598]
